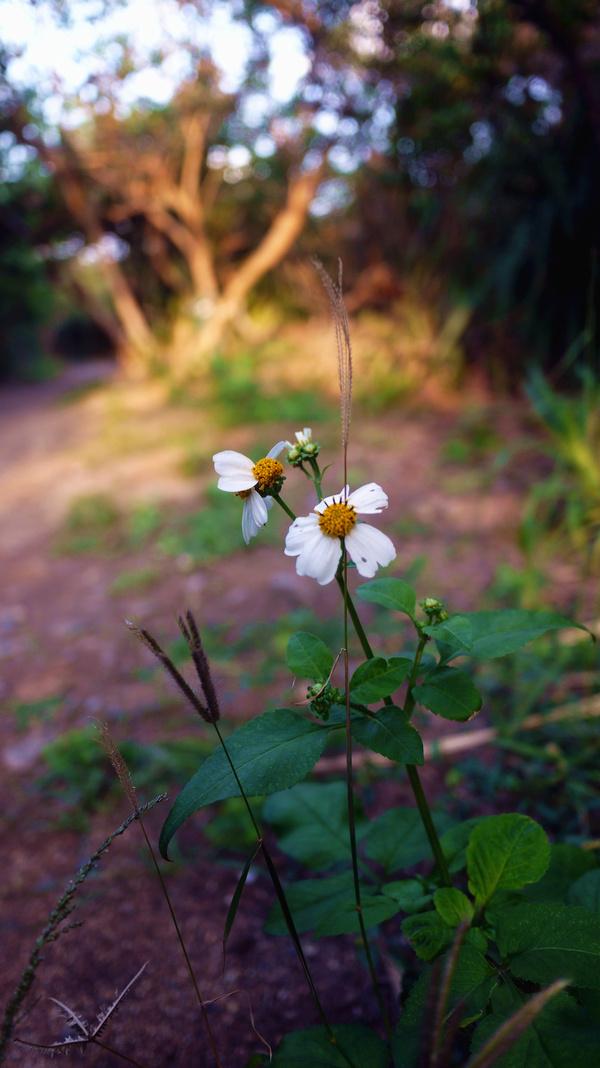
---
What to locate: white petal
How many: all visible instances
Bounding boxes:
[345,523,396,578]
[267,440,287,459]
[347,482,389,515]
[296,531,341,585]
[284,514,319,556]
[314,486,350,514]
[217,473,257,492]
[213,450,254,477]
[241,490,269,544]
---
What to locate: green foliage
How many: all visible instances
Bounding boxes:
[414,666,482,722]
[362,807,450,875]
[467,814,550,907]
[426,610,585,661]
[356,578,417,620]
[159,710,329,859]
[57,493,120,554]
[434,887,474,926]
[12,694,63,732]
[271,1025,388,1067]
[263,783,356,870]
[349,657,412,704]
[212,353,329,427]
[286,633,334,680]
[402,911,454,961]
[351,707,424,765]
[109,566,158,595]
[38,728,210,827]
[494,903,600,989]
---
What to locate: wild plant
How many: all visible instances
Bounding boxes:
[137,267,600,1064]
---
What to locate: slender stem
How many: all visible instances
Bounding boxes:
[134,815,224,1067]
[272,493,296,521]
[211,723,358,1067]
[308,456,323,499]
[91,1036,153,1067]
[341,548,392,1038]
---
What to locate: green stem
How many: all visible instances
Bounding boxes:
[341,549,392,1038]
[308,456,323,499]
[211,723,358,1067]
[273,493,296,521]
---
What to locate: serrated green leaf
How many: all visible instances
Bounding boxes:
[272,1024,389,1068]
[363,806,451,874]
[467,814,550,907]
[356,577,417,619]
[495,903,600,988]
[568,870,600,913]
[349,656,412,704]
[351,706,424,764]
[262,782,356,870]
[414,666,482,722]
[159,709,327,859]
[434,887,475,925]
[425,610,587,661]
[402,910,454,960]
[286,632,334,679]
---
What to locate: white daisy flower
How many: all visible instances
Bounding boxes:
[284,483,397,585]
[213,441,286,544]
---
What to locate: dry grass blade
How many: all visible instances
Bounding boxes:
[313,258,353,477]
[464,979,569,1068]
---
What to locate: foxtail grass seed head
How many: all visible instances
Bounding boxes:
[178,610,221,722]
[213,441,286,543]
[97,722,137,811]
[126,620,213,722]
[285,484,396,585]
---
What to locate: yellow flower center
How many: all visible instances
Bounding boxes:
[252,457,284,492]
[318,501,356,538]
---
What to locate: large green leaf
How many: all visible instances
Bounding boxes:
[414,666,482,722]
[159,709,327,859]
[364,806,451,874]
[287,632,334,679]
[495,903,600,988]
[441,818,484,874]
[349,656,412,704]
[356,577,417,619]
[382,879,432,913]
[317,894,401,936]
[262,782,356,870]
[271,1024,389,1068]
[471,983,600,1067]
[351,706,424,764]
[425,610,587,661]
[467,814,550,907]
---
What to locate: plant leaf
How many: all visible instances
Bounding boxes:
[363,806,451,874]
[434,887,475,926]
[467,814,550,907]
[414,666,482,722]
[159,709,327,859]
[286,632,334,680]
[402,910,454,961]
[568,870,600,913]
[349,656,412,704]
[263,782,357,870]
[356,578,417,619]
[425,610,589,661]
[495,903,600,988]
[351,706,424,764]
[223,843,261,956]
[271,1024,389,1067]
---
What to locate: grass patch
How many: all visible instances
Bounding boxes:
[109,567,159,596]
